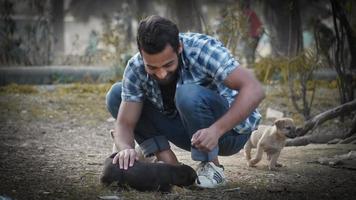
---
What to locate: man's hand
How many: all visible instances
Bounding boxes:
[112,148,138,170]
[191,127,221,152]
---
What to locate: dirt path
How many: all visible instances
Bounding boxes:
[0,84,355,200]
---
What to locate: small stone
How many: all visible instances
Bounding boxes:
[223,187,240,192]
[38,146,45,151]
[20,142,29,147]
[107,117,115,123]
[267,186,285,193]
[98,196,120,200]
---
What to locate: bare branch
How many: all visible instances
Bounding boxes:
[296,99,356,136]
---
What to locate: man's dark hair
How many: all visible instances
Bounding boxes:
[137,15,179,54]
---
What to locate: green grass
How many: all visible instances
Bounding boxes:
[0,83,38,94]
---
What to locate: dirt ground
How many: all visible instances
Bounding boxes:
[0,83,355,200]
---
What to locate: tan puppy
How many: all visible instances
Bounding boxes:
[244,118,296,170]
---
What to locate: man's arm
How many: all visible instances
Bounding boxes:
[213,66,265,134]
[191,67,265,151]
[112,101,143,169]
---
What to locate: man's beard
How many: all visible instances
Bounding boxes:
[150,53,181,85]
[151,70,178,85]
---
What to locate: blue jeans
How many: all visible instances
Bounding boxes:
[106,82,251,162]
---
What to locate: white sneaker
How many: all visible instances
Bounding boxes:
[196,162,226,188]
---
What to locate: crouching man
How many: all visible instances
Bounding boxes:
[106,15,265,188]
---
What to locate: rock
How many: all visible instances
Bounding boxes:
[106,117,115,123]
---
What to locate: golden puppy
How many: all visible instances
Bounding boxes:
[244,118,296,170]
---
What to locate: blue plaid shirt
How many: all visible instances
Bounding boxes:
[121,33,261,134]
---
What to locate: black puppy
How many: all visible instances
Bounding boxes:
[100,153,197,192]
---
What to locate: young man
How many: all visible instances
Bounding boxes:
[106,15,265,188]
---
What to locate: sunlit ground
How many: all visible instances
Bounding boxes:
[0,83,355,200]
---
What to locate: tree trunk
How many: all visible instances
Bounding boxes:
[134,0,156,19]
[330,0,355,106]
[344,114,356,139]
[330,0,356,71]
[166,0,202,32]
[51,0,64,59]
[257,0,303,57]
[285,136,312,146]
[296,99,356,137]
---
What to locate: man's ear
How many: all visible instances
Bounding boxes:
[274,119,284,129]
[178,42,183,54]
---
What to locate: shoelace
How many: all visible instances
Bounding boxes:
[198,162,213,177]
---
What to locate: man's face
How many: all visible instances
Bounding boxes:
[141,44,182,85]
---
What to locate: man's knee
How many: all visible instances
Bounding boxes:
[106,82,122,118]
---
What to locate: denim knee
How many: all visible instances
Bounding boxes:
[175,84,206,113]
[175,84,228,119]
[106,82,122,119]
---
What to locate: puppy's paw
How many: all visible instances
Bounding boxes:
[248,159,258,167]
[246,161,252,167]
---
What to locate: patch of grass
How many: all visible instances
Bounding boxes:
[57,83,112,95]
[0,84,112,126]
[0,83,38,94]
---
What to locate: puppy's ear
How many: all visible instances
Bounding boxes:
[274,119,285,130]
